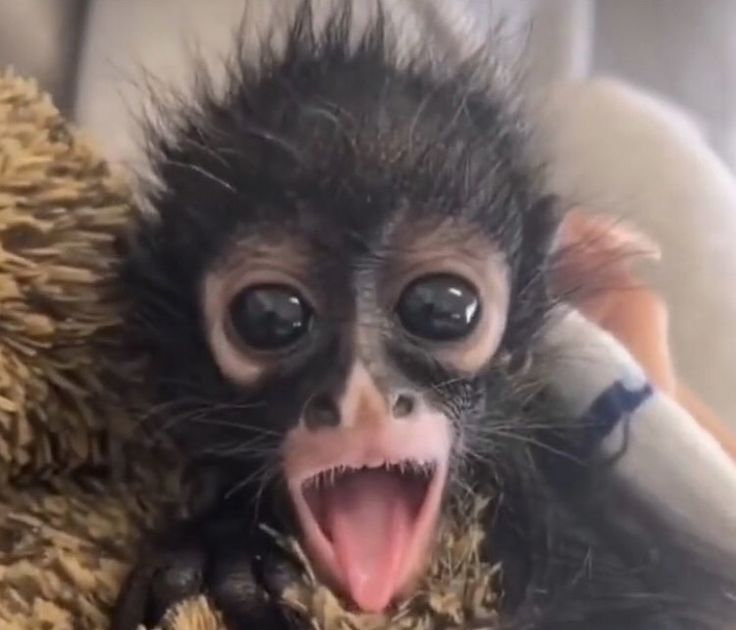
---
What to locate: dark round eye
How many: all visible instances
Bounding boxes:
[396,273,481,342]
[228,284,313,351]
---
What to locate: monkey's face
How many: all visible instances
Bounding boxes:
[130,19,554,613]
[135,135,549,612]
[199,213,511,611]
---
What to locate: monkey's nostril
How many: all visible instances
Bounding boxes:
[304,394,341,429]
[392,393,416,418]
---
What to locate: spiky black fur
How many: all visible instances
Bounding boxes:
[115,3,736,629]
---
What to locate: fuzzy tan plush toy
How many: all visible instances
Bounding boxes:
[0,70,198,630]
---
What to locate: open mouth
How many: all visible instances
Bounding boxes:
[289,459,447,613]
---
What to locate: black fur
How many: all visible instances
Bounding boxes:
[116,3,736,629]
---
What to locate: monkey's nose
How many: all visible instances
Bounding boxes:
[392,393,416,418]
[304,390,417,430]
[304,393,341,429]
[304,363,422,431]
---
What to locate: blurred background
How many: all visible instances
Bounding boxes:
[2,0,736,166]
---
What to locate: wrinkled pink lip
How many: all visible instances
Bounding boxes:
[288,460,448,612]
[283,417,451,612]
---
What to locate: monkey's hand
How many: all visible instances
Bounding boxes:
[112,509,307,630]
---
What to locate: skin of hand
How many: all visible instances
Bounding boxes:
[555,210,736,459]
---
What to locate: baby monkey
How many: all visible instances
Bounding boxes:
[114,4,736,629]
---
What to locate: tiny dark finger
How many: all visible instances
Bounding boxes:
[148,545,206,623]
[111,557,163,630]
[254,542,305,599]
[209,547,293,630]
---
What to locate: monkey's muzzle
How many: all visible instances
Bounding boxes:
[283,410,451,613]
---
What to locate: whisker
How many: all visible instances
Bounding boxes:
[161,158,237,194]
[463,428,584,465]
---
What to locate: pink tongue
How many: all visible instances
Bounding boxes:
[323,469,415,612]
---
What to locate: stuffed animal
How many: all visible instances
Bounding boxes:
[0,70,733,630]
[0,70,185,630]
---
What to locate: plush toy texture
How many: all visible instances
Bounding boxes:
[0,71,183,630]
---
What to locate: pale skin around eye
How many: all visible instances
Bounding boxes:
[201,230,512,387]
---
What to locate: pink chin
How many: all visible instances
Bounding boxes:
[289,460,448,613]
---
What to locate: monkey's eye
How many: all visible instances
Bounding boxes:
[396,273,481,342]
[227,284,313,351]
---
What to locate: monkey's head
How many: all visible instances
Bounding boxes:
[127,6,559,614]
